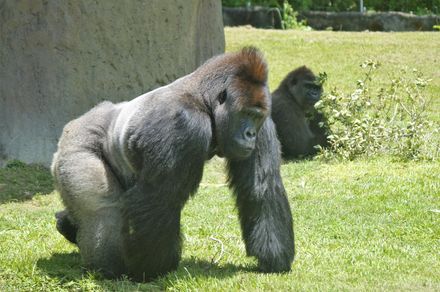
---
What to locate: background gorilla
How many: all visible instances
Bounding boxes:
[271,66,328,159]
[51,47,295,281]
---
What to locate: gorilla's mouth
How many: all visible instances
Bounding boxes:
[232,140,255,159]
[236,146,254,158]
[307,98,319,105]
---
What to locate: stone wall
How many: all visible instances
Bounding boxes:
[299,11,440,31]
[222,7,439,31]
[223,6,282,29]
[0,0,225,167]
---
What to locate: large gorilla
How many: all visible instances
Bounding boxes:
[271,66,328,159]
[51,47,295,281]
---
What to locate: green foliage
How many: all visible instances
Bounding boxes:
[315,61,439,161]
[434,24,440,30]
[281,1,309,30]
[222,0,310,30]
[289,0,359,11]
[364,0,440,14]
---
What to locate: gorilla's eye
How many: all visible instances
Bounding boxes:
[244,106,265,121]
[218,90,227,105]
[306,83,321,90]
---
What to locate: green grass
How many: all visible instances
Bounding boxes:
[1,28,439,291]
[0,161,53,204]
[1,158,439,291]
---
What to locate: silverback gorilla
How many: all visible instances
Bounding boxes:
[51,47,295,281]
[272,66,328,159]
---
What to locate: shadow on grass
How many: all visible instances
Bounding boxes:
[37,252,84,282]
[158,258,254,289]
[168,257,253,278]
[0,161,53,204]
[37,252,251,289]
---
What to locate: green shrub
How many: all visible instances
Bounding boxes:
[315,61,439,161]
[281,1,309,29]
[365,0,440,14]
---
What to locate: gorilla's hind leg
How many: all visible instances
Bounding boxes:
[54,149,126,278]
[55,210,78,244]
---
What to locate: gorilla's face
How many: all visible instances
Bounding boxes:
[214,81,269,160]
[288,73,322,110]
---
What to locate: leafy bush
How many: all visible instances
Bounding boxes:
[315,61,439,161]
[364,0,440,14]
[281,1,309,29]
[291,0,440,14]
[293,0,358,12]
[222,0,309,30]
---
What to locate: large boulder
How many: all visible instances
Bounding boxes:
[223,6,282,29]
[0,0,225,167]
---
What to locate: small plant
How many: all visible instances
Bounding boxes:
[281,1,309,30]
[315,61,439,161]
[316,71,328,85]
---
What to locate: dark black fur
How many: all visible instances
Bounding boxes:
[272,66,328,159]
[51,47,295,281]
[227,119,295,272]
[55,210,77,244]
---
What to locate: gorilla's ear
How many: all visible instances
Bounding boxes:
[218,90,227,105]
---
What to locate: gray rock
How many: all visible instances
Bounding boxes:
[0,0,225,167]
[299,11,440,31]
[223,6,282,29]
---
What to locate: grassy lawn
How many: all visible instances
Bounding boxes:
[1,28,439,291]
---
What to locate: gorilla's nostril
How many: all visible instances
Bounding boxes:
[245,129,256,140]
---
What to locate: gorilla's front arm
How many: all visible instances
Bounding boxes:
[117,100,212,281]
[227,118,295,272]
[121,182,183,281]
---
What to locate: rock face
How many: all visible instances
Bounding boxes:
[0,0,225,167]
[223,6,282,29]
[300,11,440,31]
